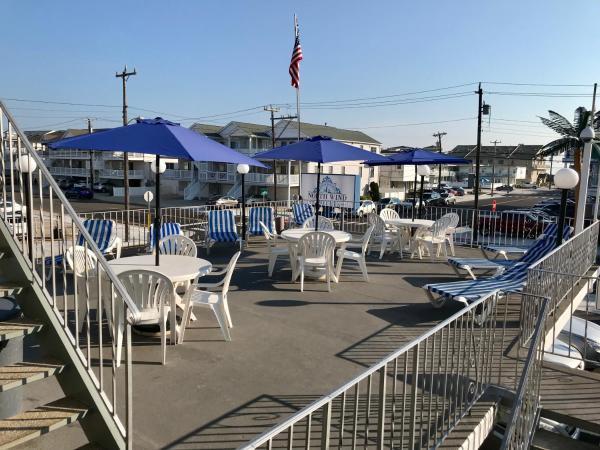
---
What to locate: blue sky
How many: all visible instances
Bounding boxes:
[2,0,599,149]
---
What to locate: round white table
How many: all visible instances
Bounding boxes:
[107,254,212,281]
[281,229,351,282]
[383,218,434,258]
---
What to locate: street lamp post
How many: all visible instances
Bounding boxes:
[17,155,37,261]
[554,167,579,247]
[150,157,166,266]
[575,126,595,233]
[237,164,250,245]
[417,165,431,219]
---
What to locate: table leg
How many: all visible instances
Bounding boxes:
[332,243,346,283]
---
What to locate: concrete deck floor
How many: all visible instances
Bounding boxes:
[20,241,478,449]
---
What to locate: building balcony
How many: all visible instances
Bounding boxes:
[245,173,300,186]
[163,169,192,180]
[196,171,236,183]
[47,166,89,177]
[47,150,91,159]
[99,169,145,179]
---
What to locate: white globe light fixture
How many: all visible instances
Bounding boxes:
[17,155,38,174]
[554,167,579,190]
[580,126,595,144]
[554,167,579,247]
[236,163,250,175]
[143,190,154,203]
[150,159,167,174]
[416,164,431,177]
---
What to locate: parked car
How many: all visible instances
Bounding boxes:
[440,192,456,205]
[478,210,549,237]
[534,201,576,218]
[496,184,514,192]
[93,182,113,193]
[421,191,445,206]
[0,201,24,222]
[520,181,538,189]
[72,181,89,188]
[377,197,402,212]
[65,186,94,200]
[243,195,269,205]
[207,195,238,207]
[356,200,376,217]
[452,186,465,196]
[558,316,600,369]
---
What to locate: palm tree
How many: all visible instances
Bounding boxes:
[538,107,600,158]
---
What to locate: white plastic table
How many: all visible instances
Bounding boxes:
[383,218,435,258]
[281,229,351,283]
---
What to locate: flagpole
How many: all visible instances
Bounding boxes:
[294,14,302,198]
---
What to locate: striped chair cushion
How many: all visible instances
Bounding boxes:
[248,207,274,236]
[292,203,314,226]
[149,222,182,249]
[208,210,239,242]
[45,219,116,267]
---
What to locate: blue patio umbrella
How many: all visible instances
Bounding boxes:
[365,148,471,219]
[50,117,267,264]
[255,136,388,229]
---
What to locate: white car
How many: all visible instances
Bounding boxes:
[0,201,24,221]
[356,200,375,217]
[521,182,538,189]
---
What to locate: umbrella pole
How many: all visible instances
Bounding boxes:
[315,162,321,231]
[155,155,161,267]
[419,175,425,219]
[412,165,417,221]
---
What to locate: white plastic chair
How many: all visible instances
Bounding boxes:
[260,221,289,277]
[66,246,98,333]
[296,231,336,292]
[367,213,398,259]
[379,208,400,223]
[335,225,374,282]
[159,234,197,257]
[442,213,460,256]
[118,270,176,365]
[302,215,335,231]
[413,214,455,261]
[179,251,241,343]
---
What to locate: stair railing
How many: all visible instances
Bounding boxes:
[0,101,140,449]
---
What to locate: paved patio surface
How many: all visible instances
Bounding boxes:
[20,241,479,449]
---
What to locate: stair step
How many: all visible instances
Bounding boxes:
[532,428,598,449]
[0,397,88,449]
[0,284,22,297]
[0,361,65,393]
[0,319,43,342]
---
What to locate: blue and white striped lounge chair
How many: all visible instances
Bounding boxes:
[291,203,314,227]
[206,209,241,254]
[481,223,559,260]
[149,222,182,252]
[45,219,121,279]
[248,206,275,237]
[425,226,569,308]
[448,224,570,279]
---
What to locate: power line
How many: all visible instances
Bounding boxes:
[348,117,476,129]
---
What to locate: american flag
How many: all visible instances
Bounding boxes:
[289,25,303,89]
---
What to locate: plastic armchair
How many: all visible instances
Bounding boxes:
[366,213,397,259]
[66,246,99,333]
[296,231,336,292]
[159,234,197,257]
[118,270,176,365]
[260,221,289,277]
[336,225,374,282]
[302,215,335,231]
[413,214,455,261]
[179,251,241,344]
[441,213,460,256]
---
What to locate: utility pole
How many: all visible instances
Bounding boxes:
[433,131,447,189]
[265,109,297,203]
[115,65,136,241]
[87,118,94,189]
[490,140,501,196]
[474,83,483,211]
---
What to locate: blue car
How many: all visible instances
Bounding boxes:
[65,186,94,200]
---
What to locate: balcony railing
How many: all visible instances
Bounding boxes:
[197,171,236,183]
[99,169,145,179]
[47,149,91,159]
[245,173,300,186]
[163,169,192,180]
[47,166,89,176]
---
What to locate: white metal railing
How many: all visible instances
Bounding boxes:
[0,101,138,448]
[196,170,236,183]
[48,166,89,177]
[102,151,148,160]
[241,291,547,450]
[99,169,144,178]
[48,149,91,159]
[163,169,192,180]
[244,173,300,185]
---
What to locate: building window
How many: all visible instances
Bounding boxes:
[166,163,175,170]
[369,167,375,178]
[371,146,377,152]
[230,141,238,149]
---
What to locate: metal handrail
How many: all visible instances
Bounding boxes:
[241,289,506,449]
[501,299,548,449]
[0,101,140,321]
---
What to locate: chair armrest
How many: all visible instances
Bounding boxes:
[194,279,225,290]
